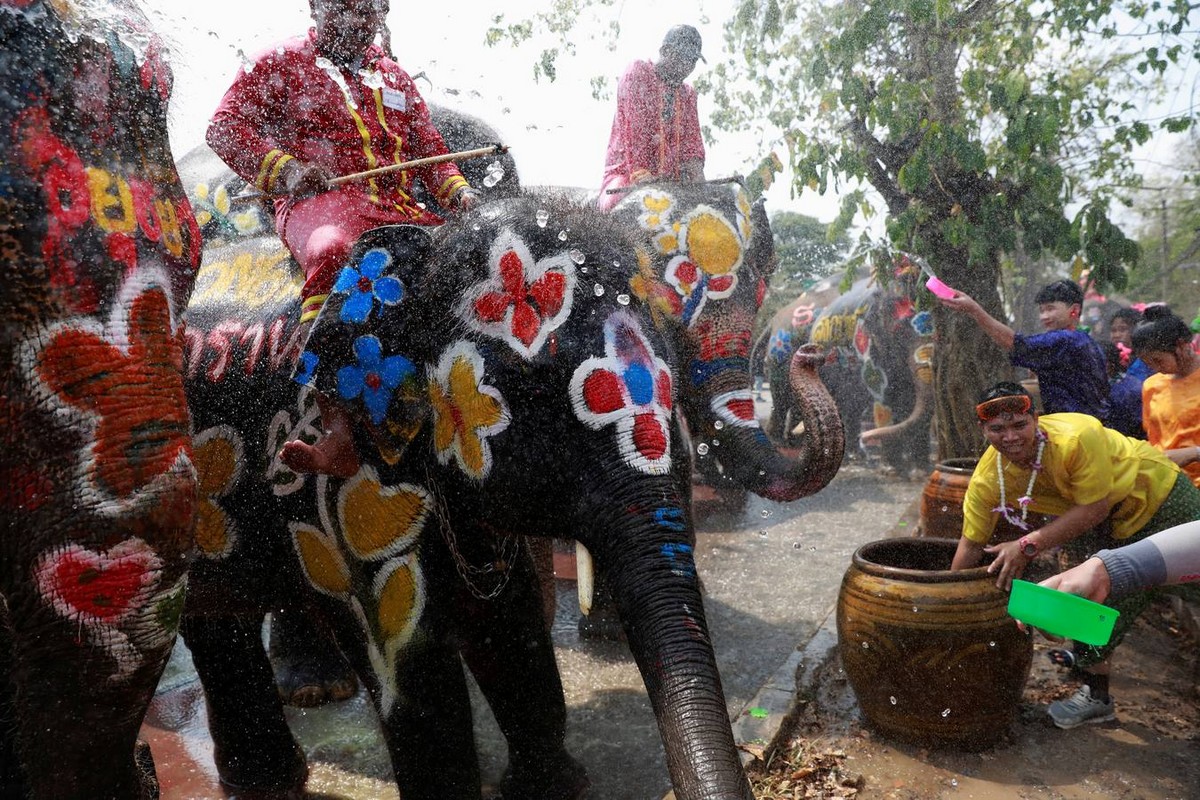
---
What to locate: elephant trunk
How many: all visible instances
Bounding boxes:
[859,375,932,445]
[711,344,844,502]
[579,495,756,800]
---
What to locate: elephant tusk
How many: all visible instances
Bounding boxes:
[576,542,594,616]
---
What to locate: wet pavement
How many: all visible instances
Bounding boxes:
[141,401,925,799]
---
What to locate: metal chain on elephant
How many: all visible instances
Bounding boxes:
[427,473,521,601]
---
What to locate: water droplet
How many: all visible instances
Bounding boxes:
[889,696,897,705]
[482,173,500,188]
[617,293,631,305]
[593,284,605,297]
[808,545,816,551]
[558,230,569,241]
[912,606,920,613]
[760,509,772,518]
[941,708,951,717]
[792,542,803,549]
[758,530,768,538]
[941,505,948,512]
[861,641,869,649]
[696,443,709,455]
[711,438,720,446]
[536,209,549,227]
[950,779,958,788]
[988,640,996,648]
[569,249,586,265]
[471,223,481,231]
[714,420,725,430]
[581,266,589,274]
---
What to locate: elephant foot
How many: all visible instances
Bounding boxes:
[272,648,359,708]
[490,754,590,800]
[214,741,308,800]
[269,609,359,708]
[278,433,359,478]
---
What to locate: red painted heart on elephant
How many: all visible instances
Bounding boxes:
[36,540,160,623]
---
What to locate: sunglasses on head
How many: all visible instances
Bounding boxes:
[975,394,1032,421]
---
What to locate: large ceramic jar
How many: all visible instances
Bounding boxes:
[837,538,1032,750]
[918,458,1048,542]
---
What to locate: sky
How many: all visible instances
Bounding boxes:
[142,0,846,225]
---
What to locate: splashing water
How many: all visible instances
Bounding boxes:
[617,294,630,305]
[569,249,586,265]
[593,284,605,297]
[536,209,550,227]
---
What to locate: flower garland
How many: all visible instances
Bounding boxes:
[993,428,1047,531]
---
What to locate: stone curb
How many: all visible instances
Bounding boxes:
[727,494,923,771]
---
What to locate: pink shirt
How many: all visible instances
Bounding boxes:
[599,59,705,206]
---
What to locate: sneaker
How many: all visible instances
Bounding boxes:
[1047,685,1115,729]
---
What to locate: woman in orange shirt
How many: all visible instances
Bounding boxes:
[1135,305,1200,488]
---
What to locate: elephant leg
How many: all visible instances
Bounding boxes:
[459,550,588,800]
[0,595,165,800]
[374,638,482,800]
[268,606,358,708]
[180,612,307,793]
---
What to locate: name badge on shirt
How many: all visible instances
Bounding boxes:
[381,87,407,112]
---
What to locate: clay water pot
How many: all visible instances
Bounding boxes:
[837,537,1032,750]
[918,458,1048,543]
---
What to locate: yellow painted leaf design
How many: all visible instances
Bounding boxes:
[214,185,231,215]
[642,194,672,215]
[429,382,457,453]
[685,212,742,276]
[377,558,418,640]
[449,356,503,430]
[294,526,351,597]
[195,501,229,556]
[655,232,679,253]
[341,477,429,561]
[193,436,239,496]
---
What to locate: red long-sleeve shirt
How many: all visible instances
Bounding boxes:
[600,59,705,196]
[206,30,467,225]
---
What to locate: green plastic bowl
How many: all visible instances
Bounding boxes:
[1007,579,1119,646]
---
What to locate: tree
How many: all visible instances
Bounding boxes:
[703,0,1195,458]
[759,210,851,324]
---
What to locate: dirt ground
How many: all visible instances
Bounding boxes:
[750,599,1200,799]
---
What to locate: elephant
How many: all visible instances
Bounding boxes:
[761,272,935,475]
[1,2,201,797]
[177,168,844,797]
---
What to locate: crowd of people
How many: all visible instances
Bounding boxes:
[939,279,1200,730]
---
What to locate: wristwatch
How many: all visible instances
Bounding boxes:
[1018,535,1038,558]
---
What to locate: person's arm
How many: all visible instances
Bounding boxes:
[397,74,470,210]
[984,497,1111,590]
[952,535,986,570]
[1163,445,1200,468]
[937,290,1015,351]
[1041,520,1200,601]
[676,85,705,181]
[206,55,306,195]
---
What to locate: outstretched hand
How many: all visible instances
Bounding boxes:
[453,187,481,213]
[984,539,1030,591]
[281,160,332,198]
[1039,557,1112,603]
[936,289,981,314]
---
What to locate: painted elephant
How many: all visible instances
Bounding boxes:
[1,2,200,798]
[762,273,935,474]
[178,173,843,798]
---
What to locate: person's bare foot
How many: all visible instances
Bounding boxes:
[279,431,359,478]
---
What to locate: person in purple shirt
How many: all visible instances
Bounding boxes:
[939,279,1109,420]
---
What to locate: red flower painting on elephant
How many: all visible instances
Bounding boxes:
[31,275,191,504]
[571,312,674,474]
[461,229,576,359]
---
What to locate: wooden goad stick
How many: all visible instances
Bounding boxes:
[328,143,508,186]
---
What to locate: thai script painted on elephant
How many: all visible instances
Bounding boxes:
[22,269,193,510]
[810,306,867,348]
[428,341,511,480]
[627,188,749,326]
[33,538,185,683]
[791,302,817,328]
[189,247,299,311]
[184,316,304,383]
[15,107,200,288]
[571,311,673,475]
[289,466,429,713]
[459,229,577,359]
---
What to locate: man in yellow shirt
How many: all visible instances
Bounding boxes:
[953,382,1200,730]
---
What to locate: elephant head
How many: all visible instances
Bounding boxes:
[1,2,199,797]
[800,273,935,473]
[610,184,844,502]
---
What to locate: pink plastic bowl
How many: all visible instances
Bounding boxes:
[926,275,956,299]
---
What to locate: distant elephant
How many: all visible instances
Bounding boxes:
[178,174,843,798]
[1,2,200,798]
[762,273,935,474]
